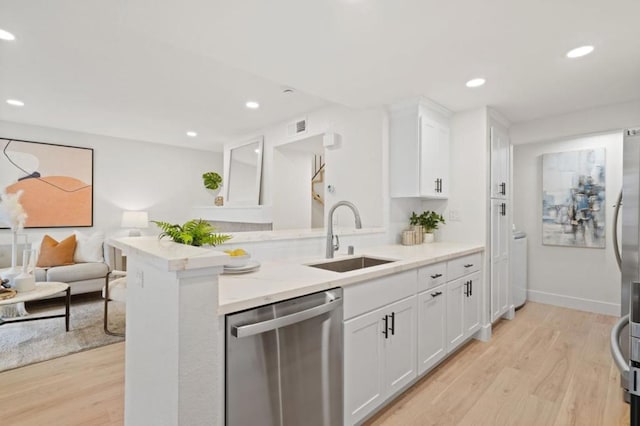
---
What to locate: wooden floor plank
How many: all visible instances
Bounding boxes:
[0,303,629,426]
[368,303,629,426]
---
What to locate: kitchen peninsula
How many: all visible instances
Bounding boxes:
[112,236,485,426]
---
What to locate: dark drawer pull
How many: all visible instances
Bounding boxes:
[430,273,443,279]
[431,291,443,298]
[464,264,474,268]
[382,315,388,339]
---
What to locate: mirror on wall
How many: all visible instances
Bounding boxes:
[223,137,264,205]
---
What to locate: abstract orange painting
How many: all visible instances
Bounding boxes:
[0,138,93,228]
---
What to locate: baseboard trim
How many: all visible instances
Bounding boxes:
[475,324,492,342]
[527,289,620,316]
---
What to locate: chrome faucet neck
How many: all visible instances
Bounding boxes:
[326,201,362,258]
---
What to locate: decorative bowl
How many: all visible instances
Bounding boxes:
[224,253,251,268]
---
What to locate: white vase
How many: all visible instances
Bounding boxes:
[424,232,435,243]
[14,273,35,292]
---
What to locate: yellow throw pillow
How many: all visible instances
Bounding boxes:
[37,235,77,267]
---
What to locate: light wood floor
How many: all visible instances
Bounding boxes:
[0,302,630,426]
[366,302,630,426]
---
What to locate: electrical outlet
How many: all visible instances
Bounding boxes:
[449,209,461,222]
[136,270,144,288]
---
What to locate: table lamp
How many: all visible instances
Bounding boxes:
[121,211,149,236]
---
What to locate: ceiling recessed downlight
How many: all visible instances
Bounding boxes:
[465,78,486,88]
[186,131,198,137]
[6,99,24,107]
[245,101,260,109]
[566,45,594,58]
[0,29,15,41]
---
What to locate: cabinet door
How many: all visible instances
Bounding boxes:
[417,285,446,375]
[436,124,450,198]
[420,116,450,199]
[490,125,509,199]
[384,296,418,397]
[491,199,510,322]
[446,278,465,351]
[464,271,482,335]
[344,305,386,425]
[419,116,440,198]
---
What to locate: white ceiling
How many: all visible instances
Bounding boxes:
[1,0,639,151]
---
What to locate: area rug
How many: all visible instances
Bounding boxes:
[0,294,125,372]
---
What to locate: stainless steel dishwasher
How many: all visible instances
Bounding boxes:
[226,288,343,426]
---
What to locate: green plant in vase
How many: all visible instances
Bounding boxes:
[152,219,231,246]
[202,172,223,191]
[410,211,446,243]
[419,211,446,233]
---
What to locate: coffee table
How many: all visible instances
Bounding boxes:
[0,282,71,331]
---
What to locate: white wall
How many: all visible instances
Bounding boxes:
[513,132,622,315]
[0,120,223,242]
[242,105,386,230]
[436,107,489,244]
[511,100,640,146]
[272,147,312,230]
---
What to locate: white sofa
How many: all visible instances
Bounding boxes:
[0,240,121,296]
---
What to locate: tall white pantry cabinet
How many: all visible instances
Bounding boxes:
[489,119,512,323]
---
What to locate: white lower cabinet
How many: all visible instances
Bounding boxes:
[344,253,484,425]
[464,271,482,335]
[446,271,482,353]
[344,296,417,425]
[417,284,447,375]
[446,278,465,349]
[344,304,386,425]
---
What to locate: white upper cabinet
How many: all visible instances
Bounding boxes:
[390,98,451,199]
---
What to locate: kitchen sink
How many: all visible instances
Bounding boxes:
[308,256,396,273]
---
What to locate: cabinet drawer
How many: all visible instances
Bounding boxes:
[417,262,447,292]
[447,253,481,281]
[343,270,418,320]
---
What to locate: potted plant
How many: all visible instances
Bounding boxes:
[202,172,223,195]
[152,219,231,246]
[411,211,445,243]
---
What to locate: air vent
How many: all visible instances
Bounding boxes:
[287,118,307,136]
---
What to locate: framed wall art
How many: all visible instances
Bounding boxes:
[542,148,605,248]
[0,137,93,228]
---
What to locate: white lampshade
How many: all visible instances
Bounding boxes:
[121,211,149,236]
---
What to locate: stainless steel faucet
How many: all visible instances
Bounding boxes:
[326,201,362,258]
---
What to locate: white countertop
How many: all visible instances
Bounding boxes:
[218,242,484,314]
[109,236,229,272]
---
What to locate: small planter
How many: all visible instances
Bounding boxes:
[423,232,435,243]
[411,225,424,244]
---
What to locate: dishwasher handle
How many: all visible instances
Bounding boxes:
[231,296,342,338]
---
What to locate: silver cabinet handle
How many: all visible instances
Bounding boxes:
[231,296,342,338]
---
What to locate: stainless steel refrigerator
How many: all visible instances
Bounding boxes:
[611,128,640,422]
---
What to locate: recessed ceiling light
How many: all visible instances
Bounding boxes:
[254,149,260,154]
[6,99,24,107]
[186,131,197,137]
[0,29,15,41]
[465,78,486,88]
[566,45,594,58]
[245,101,260,109]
